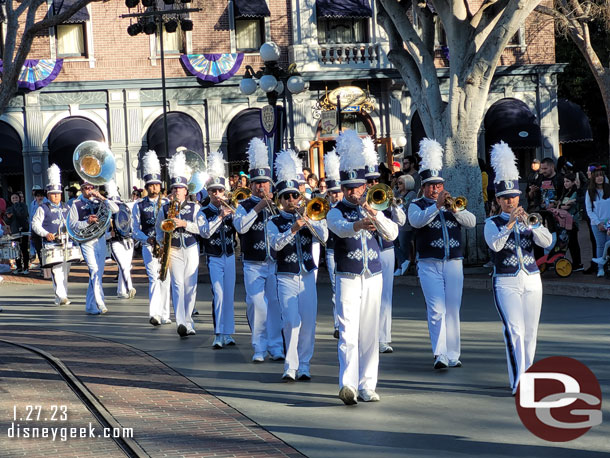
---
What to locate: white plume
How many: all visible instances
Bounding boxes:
[169,151,186,180]
[247,137,269,169]
[362,136,378,168]
[104,179,119,198]
[142,150,161,176]
[47,164,61,186]
[324,149,341,180]
[336,130,366,172]
[207,150,226,178]
[418,138,444,172]
[274,149,300,184]
[490,141,520,182]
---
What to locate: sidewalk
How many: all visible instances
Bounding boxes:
[0,327,301,458]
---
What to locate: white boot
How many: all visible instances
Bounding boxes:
[401,260,410,275]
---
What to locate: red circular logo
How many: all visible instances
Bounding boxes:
[515,356,602,442]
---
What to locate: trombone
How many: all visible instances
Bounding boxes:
[296,193,329,247]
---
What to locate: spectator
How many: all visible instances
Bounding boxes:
[303,167,312,180]
[5,192,30,274]
[379,162,392,185]
[394,174,417,276]
[131,187,143,201]
[585,168,610,277]
[307,173,319,195]
[557,172,583,271]
[529,157,564,212]
[30,188,47,269]
[582,164,599,273]
[66,186,79,207]
[526,158,540,210]
[317,178,328,197]
[402,155,421,190]
[239,174,249,188]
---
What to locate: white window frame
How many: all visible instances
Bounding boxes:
[149,17,192,65]
[228,0,270,55]
[48,2,95,68]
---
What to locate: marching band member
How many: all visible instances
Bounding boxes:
[155,152,207,337]
[132,150,171,326]
[233,138,284,363]
[324,149,343,339]
[408,139,476,369]
[32,164,71,305]
[363,137,405,354]
[268,150,328,381]
[200,151,237,349]
[327,130,398,405]
[105,180,136,299]
[484,142,552,395]
[69,180,120,315]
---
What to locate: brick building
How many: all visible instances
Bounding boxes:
[0,0,564,200]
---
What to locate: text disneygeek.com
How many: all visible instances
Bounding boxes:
[7,423,134,442]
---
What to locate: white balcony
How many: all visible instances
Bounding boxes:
[289,43,391,72]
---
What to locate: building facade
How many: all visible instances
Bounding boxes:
[0,0,561,201]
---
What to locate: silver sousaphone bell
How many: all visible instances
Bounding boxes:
[176,147,208,195]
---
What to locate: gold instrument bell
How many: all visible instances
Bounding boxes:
[305,196,330,221]
[366,183,393,211]
[229,187,252,207]
[444,196,468,212]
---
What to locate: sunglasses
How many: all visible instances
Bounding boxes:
[283,192,300,200]
[82,186,94,190]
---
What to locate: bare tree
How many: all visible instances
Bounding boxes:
[376,0,544,260]
[536,0,610,159]
[0,0,104,113]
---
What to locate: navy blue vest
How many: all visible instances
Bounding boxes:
[238,197,276,262]
[412,198,463,260]
[161,201,198,249]
[489,215,539,276]
[137,197,167,238]
[270,212,317,274]
[73,197,100,222]
[41,202,68,235]
[376,208,395,251]
[201,204,235,257]
[333,200,382,276]
[326,202,338,252]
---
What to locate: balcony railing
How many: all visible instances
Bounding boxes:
[318,43,380,66]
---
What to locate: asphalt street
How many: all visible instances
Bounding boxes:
[0,279,608,458]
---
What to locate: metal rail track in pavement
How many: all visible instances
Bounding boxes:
[0,339,149,458]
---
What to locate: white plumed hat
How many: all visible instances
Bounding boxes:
[335,129,367,187]
[104,179,120,199]
[362,136,380,179]
[490,141,521,197]
[46,163,62,193]
[142,150,162,185]
[324,149,341,191]
[418,138,444,184]
[206,150,227,190]
[274,149,301,196]
[168,152,188,189]
[247,137,272,182]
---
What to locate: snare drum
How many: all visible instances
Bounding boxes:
[0,242,19,260]
[67,246,83,263]
[40,245,64,268]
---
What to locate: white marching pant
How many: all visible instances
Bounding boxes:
[492,271,543,391]
[142,245,171,320]
[418,259,463,361]
[325,249,338,329]
[111,239,134,296]
[312,242,320,282]
[80,238,107,314]
[379,248,395,344]
[169,244,199,329]
[51,261,70,302]
[208,254,236,334]
[243,261,283,354]
[277,272,317,372]
[336,272,383,391]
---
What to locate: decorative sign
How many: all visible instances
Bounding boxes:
[261,105,275,135]
[320,110,337,135]
[328,86,367,108]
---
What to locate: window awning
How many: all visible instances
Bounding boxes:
[233,0,270,19]
[48,116,105,172]
[484,98,541,149]
[53,0,90,24]
[316,0,372,19]
[0,121,23,175]
[558,98,593,144]
[226,107,285,164]
[147,112,204,158]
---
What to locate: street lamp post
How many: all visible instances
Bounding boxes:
[120,1,200,167]
[238,42,307,173]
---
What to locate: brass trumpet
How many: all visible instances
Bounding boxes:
[366,183,393,211]
[520,211,542,229]
[444,196,468,212]
[297,193,329,247]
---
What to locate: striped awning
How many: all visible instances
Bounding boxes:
[53,0,90,23]
[233,0,270,19]
[316,0,372,18]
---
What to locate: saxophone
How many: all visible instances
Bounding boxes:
[159,195,180,282]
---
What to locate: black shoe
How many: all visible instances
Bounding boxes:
[573,264,584,272]
[177,324,188,337]
[584,265,597,274]
[333,329,339,339]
